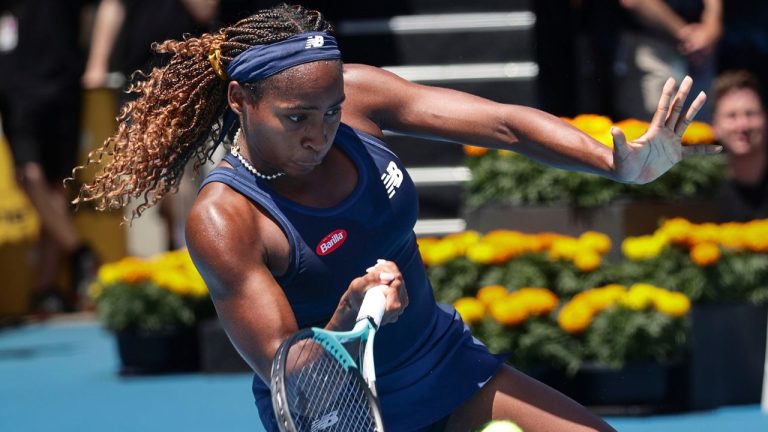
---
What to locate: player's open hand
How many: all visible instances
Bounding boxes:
[612,76,720,184]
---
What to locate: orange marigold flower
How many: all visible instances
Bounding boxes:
[690,242,721,266]
[653,291,691,317]
[443,230,481,254]
[578,231,612,255]
[477,285,509,306]
[681,121,715,145]
[454,297,486,325]
[548,237,580,261]
[466,243,498,265]
[463,145,488,156]
[570,114,614,136]
[512,287,559,316]
[574,249,602,272]
[615,118,649,141]
[658,217,692,245]
[558,302,594,334]
[489,298,530,327]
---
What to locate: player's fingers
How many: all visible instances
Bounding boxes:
[652,77,677,128]
[611,126,629,155]
[665,75,692,128]
[681,143,722,156]
[675,91,707,137]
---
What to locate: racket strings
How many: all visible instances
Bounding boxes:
[283,340,378,431]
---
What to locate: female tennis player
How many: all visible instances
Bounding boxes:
[71,4,714,431]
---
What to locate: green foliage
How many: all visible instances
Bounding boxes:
[616,247,768,304]
[95,282,213,332]
[465,152,726,208]
[427,257,482,303]
[481,253,550,289]
[585,307,688,369]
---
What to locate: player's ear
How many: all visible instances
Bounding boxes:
[228,81,249,116]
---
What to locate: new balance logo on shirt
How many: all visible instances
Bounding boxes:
[305,35,325,48]
[381,161,403,199]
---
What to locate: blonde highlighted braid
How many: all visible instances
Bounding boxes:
[69,4,333,219]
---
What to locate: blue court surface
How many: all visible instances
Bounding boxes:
[1,318,766,432]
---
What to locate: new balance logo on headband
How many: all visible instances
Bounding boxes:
[305,35,325,48]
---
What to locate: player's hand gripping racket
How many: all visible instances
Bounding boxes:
[270,285,387,431]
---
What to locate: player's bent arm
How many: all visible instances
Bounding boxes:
[185,185,299,383]
[185,184,395,382]
[342,64,617,180]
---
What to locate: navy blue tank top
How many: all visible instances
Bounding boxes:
[200,124,503,431]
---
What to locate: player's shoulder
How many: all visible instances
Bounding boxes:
[343,63,410,91]
[186,182,261,255]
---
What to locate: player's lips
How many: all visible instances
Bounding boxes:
[295,159,322,168]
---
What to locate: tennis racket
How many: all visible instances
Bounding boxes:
[270,285,387,432]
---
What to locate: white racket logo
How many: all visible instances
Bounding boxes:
[310,410,339,431]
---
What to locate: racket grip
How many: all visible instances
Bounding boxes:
[356,285,387,328]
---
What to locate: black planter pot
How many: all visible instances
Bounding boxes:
[688,302,768,410]
[198,318,250,373]
[530,361,687,416]
[115,326,200,375]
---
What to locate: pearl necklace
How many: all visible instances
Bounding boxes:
[230,128,284,181]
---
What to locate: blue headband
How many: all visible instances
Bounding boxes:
[216,32,341,143]
[227,32,340,82]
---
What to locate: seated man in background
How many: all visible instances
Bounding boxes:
[712,70,768,221]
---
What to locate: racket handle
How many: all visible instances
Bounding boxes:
[356,285,387,328]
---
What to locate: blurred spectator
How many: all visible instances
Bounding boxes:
[712,70,768,222]
[614,0,722,122]
[0,0,98,314]
[83,0,219,250]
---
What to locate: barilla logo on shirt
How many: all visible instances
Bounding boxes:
[305,35,325,48]
[316,229,347,256]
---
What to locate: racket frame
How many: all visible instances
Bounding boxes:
[270,286,388,431]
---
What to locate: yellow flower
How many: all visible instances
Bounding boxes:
[621,234,667,261]
[581,284,626,312]
[477,285,509,306]
[615,119,649,142]
[690,242,721,266]
[578,231,612,255]
[687,222,720,246]
[653,291,691,317]
[466,243,498,265]
[743,221,768,253]
[444,230,481,254]
[116,257,154,284]
[658,217,692,245]
[593,131,615,148]
[548,237,580,261]
[718,222,746,250]
[489,297,530,327]
[512,287,558,316]
[574,249,601,272]
[558,302,594,334]
[97,261,124,286]
[454,297,486,325]
[570,114,614,136]
[422,240,460,266]
[619,283,658,311]
[681,121,715,145]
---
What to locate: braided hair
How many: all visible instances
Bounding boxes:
[70,4,333,218]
